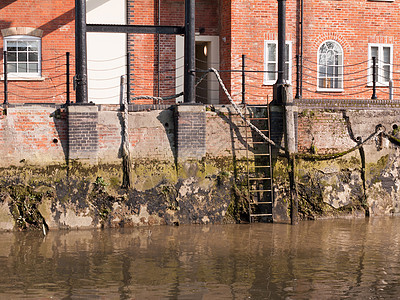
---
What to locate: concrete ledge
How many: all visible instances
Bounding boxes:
[67,105,98,113]
[177,104,205,113]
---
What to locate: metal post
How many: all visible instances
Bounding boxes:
[184,0,195,103]
[277,0,286,85]
[295,55,300,99]
[389,80,393,101]
[75,0,88,104]
[283,85,298,225]
[242,54,246,104]
[273,0,286,104]
[126,52,131,104]
[3,51,8,105]
[66,52,70,105]
[371,56,377,100]
[300,0,303,100]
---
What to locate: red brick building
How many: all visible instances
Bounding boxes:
[1,0,400,105]
[0,0,75,104]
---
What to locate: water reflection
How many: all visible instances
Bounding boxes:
[1,218,400,298]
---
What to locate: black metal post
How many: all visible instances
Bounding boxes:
[277,0,286,85]
[66,52,70,105]
[273,0,286,105]
[184,0,195,103]
[126,52,131,104]
[242,54,246,104]
[300,0,303,100]
[75,0,88,104]
[295,55,300,99]
[3,51,8,105]
[371,56,377,100]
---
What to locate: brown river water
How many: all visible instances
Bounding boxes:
[1,217,400,299]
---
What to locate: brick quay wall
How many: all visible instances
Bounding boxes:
[0,103,400,230]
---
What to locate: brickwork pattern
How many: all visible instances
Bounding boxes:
[0,105,67,166]
[3,0,400,106]
[68,107,99,161]
[300,0,400,100]
[127,0,219,104]
[297,109,354,154]
[126,0,400,104]
[176,106,206,160]
[0,0,75,104]
[3,103,400,167]
[97,108,176,162]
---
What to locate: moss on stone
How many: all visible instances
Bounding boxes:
[366,154,389,183]
[5,185,47,230]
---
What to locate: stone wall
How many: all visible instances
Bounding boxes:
[274,107,400,222]
[0,104,250,231]
[2,103,400,231]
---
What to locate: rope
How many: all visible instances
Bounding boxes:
[296,125,384,161]
[208,67,286,152]
[130,92,183,102]
[207,68,387,161]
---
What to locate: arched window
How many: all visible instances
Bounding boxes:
[317,40,343,90]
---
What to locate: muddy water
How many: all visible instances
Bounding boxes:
[1,218,400,299]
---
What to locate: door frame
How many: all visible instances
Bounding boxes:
[176,35,220,104]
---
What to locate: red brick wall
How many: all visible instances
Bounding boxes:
[128,0,219,104]
[297,109,351,154]
[2,0,400,105]
[0,105,67,166]
[301,0,400,100]
[0,0,75,104]
[220,0,400,103]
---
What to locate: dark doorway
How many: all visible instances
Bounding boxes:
[195,41,209,104]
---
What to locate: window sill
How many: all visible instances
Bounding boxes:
[263,81,292,86]
[316,88,344,93]
[367,83,389,87]
[263,82,275,86]
[0,76,45,81]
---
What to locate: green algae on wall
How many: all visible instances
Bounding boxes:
[273,154,369,221]
[0,156,251,231]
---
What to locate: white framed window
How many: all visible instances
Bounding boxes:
[263,40,292,85]
[368,43,393,86]
[4,35,41,78]
[317,40,343,91]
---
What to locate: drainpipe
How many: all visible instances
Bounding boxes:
[75,0,88,104]
[157,0,161,97]
[296,0,303,99]
[184,0,195,103]
[300,0,303,99]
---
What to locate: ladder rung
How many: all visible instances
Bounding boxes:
[244,128,270,132]
[250,213,272,217]
[244,127,269,130]
[248,165,271,168]
[247,118,268,120]
[249,177,272,180]
[249,189,272,192]
[250,201,272,204]
[252,153,271,156]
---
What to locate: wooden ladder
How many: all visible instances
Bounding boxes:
[244,104,273,223]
